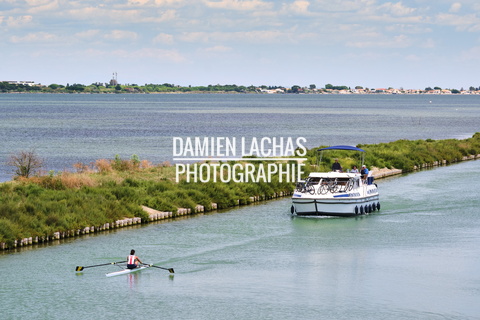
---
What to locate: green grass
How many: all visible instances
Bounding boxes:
[1,133,479,246]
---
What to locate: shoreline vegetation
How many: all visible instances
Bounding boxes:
[2,81,480,95]
[1,133,480,251]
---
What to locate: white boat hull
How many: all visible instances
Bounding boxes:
[291,172,380,217]
[292,194,380,217]
[106,265,150,277]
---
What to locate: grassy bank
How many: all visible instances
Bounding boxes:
[1,133,480,249]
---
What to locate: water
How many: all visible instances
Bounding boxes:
[1,160,479,319]
[1,94,479,181]
[1,94,480,319]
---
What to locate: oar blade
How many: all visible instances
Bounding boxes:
[145,264,175,273]
[75,266,84,272]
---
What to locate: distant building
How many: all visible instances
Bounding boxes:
[109,72,118,86]
[5,81,36,86]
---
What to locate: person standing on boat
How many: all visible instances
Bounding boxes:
[361,165,369,181]
[332,159,343,172]
[127,249,143,269]
[351,165,359,173]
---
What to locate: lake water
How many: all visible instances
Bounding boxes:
[1,93,479,181]
[1,94,480,319]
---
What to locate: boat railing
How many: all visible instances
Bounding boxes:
[295,181,306,192]
[296,177,358,195]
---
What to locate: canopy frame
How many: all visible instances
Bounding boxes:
[316,145,365,170]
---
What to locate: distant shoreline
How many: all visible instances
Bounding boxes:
[2,81,480,95]
[2,91,480,95]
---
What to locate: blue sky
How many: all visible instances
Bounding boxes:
[1,0,479,89]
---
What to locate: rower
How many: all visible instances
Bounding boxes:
[127,249,143,269]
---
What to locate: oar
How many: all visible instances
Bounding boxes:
[144,264,174,273]
[75,261,126,272]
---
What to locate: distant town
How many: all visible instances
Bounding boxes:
[2,78,480,95]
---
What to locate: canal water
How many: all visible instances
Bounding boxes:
[1,159,479,319]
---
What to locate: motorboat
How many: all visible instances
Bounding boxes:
[291,145,380,217]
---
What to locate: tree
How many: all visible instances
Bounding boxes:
[7,149,43,178]
[66,83,85,91]
[48,84,63,90]
[291,85,301,93]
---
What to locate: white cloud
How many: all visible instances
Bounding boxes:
[75,29,100,39]
[104,30,138,41]
[385,24,432,34]
[204,0,273,11]
[378,2,416,16]
[24,0,59,14]
[153,32,174,44]
[126,0,186,7]
[347,34,413,48]
[10,31,58,43]
[200,45,232,53]
[65,6,177,24]
[2,0,479,87]
[0,15,33,28]
[435,13,480,31]
[179,30,306,44]
[282,0,311,15]
[314,0,376,13]
[154,0,187,6]
[449,3,462,13]
[196,45,234,59]
[24,0,53,6]
[112,48,186,62]
[127,0,150,5]
[155,9,177,22]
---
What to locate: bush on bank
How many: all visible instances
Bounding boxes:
[306,132,480,172]
[1,133,479,246]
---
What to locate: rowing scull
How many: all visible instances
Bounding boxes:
[106,264,150,277]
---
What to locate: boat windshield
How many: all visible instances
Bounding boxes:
[316,145,365,171]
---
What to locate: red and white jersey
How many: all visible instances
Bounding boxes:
[127,255,136,264]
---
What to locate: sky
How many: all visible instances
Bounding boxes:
[1,0,480,89]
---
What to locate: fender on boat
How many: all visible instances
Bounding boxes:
[355,206,359,215]
[290,205,295,214]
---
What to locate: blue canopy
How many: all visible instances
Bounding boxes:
[317,145,365,152]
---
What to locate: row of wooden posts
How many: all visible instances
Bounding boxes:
[1,191,291,251]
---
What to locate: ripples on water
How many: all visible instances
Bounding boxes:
[1,94,479,181]
[1,161,480,319]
